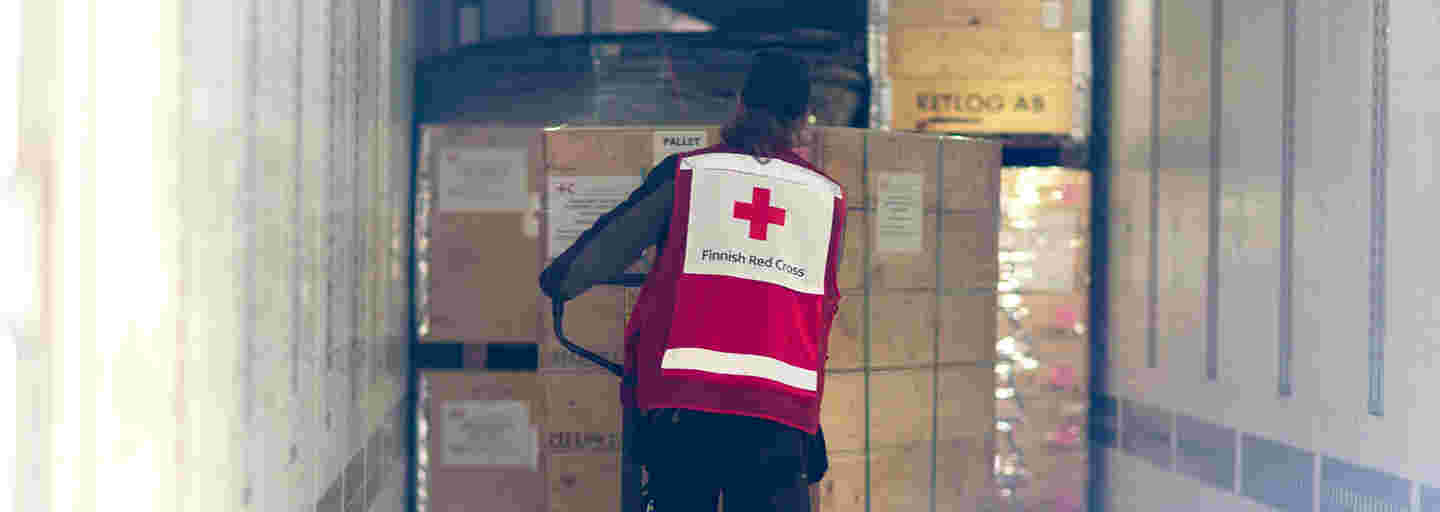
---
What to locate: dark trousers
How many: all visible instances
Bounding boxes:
[642,408,812,512]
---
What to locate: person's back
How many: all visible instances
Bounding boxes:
[540,50,842,511]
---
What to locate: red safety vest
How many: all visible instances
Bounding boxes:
[623,145,846,435]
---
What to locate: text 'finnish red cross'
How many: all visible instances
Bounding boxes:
[733,187,787,241]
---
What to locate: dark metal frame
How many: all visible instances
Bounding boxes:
[1087,0,1113,510]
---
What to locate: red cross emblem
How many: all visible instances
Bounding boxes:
[733,187,786,241]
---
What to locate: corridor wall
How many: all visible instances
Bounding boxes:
[12,0,416,511]
[1100,0,1440,510]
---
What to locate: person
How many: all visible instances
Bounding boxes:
[539,50,844,511]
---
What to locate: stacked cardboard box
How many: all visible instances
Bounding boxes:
[418,124,720,512]
[423,371,548,512]
[418,124,1000,511]
[801,127,1001,512]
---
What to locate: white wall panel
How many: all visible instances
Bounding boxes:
[1288,0,1380,462]
[1153,0,1213,395]
[1385,0,1440,483]
[1106,0,1157,396]
[253,0,304,509]
[180,0,253,508]
[16,0,414,509]
[1104,450,1270,512]
[300,0,334,506]
[1105,0,1440,506]
[1213,0,1283,418]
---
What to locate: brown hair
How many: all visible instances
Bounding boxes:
[720,102,805,159]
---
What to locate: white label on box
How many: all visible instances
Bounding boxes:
[654,131,708,166]
[523,192,542,238]
[875,172,926,253]
[440,400,537,469]
[1042,0,1064,29]
[435,147,529,212]
[547,176,644,259]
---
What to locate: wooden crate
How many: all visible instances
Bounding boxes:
[891,28,1074,80]
[891,0,1075,31]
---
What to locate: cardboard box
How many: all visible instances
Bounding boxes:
[869,292,938,368]
[420,125,546,343]
[820,372,866,453]
[424,371,547,512]
[891,0,1074,31]
[827,295,865,371]
[869,444,936,512]
[868,369,936,449]
[944,138,1004,212]
[937,365,996,441]
[868,212,940,290]
[808,127,867,207]
[817,451,866,512]
[546,453,621,512]
[542,373,623,454]
[864,131,943,208]
[819,442,992,512]
[541,287,626,373]
[943,212,1000,293]
[939,293,996,364]
[837,211,866,293]
[890,28,1074,80]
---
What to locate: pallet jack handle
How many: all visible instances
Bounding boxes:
[549,272,648,512]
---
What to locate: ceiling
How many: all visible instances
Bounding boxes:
[659,0,867,35]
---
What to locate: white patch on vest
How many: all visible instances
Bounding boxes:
[681,153,839,295]
[661,347,819,392]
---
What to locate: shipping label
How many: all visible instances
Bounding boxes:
[653,130,708,167]
[435,147,530,212]
[875,172,926,253]
[440,400,538,469]
[546,176,644,260]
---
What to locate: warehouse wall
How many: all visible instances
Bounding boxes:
[13,1,414,511]
[1103,0,1440,510]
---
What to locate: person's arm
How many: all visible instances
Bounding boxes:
[538,155,678,302]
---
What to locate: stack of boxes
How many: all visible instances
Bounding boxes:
[415,123,1000,511]
[800,128,1002,512]
[417,124,718,512]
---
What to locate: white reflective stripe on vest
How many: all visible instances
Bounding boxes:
[660,347,819,392]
